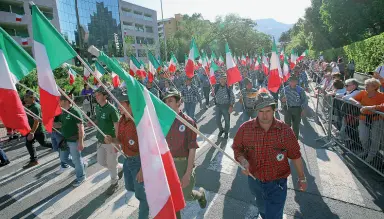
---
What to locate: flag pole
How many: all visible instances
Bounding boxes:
[17,83,84,122]
[57,87,127,159]
[23,106,62,134]
[87,46,255,179]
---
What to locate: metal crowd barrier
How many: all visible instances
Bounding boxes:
[73,95,97,117]
[309,71,384,176]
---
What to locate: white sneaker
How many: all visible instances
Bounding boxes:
[56,166,69,175]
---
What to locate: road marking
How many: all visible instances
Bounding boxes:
[31,169,110,218]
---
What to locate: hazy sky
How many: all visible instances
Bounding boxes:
[125,0,311,24]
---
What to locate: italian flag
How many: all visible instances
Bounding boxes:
[93,61,105,84]
[129,55,140,77]
[185,38,199,78]
[32,5,77,132]
[184,54,188,67]
[201,51,209,74]
[225,43,242,86]
[290,49,297,69]
[267,39,283,93]
[148,51,160,83]
[112,57,122,87]
[282,55,290,82]
[280,48,284,61]
[168,53,178,73]
[16,14,23,22]
[254,56,261,71]
[211,51,217,62]
[262,49,269,75]
[240,54,246,66]
[64,63,77,85]
[209,59,218,85]
[95,50,186,219]
[83,60,92,81]
[0,27,32,136]
[218,55,224,66]
[297,49,308,62]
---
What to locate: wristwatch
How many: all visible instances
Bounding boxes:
[298,177,307,183]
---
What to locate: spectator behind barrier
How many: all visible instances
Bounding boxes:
[340,79,360,100]
[349,78,384,163]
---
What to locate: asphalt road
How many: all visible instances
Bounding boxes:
[1,82,384,219]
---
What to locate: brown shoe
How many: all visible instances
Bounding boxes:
[198,187,207,209]
[23,161,38,169]
[106,182,119,195]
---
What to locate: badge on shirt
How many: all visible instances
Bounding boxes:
[179,124,185,132]
[129,139,135,145]
[276,153,285,161]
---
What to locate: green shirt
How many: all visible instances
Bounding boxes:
[95,102,119,142]
[53,115,62,132]
[60,107,83,142]
[27,102,45,133]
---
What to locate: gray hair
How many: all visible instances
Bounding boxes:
[345,78,359,88]
[364,78,381,90]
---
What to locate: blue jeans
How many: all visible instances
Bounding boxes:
[123,156,149,219]
[184,102,197,122]
[215,104,230,132]
[0,148,9,163]
[59,141,86,182]
[51,132,68,168]
[243,109,257,122]
[248,177,288,219]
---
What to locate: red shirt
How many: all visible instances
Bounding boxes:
[166,112,199,157]
[117,117,139,157]
[232,118,301,182]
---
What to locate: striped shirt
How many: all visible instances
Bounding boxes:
[299,72,309,88]
[280,85,308,108]
[215,85,235,105]
[181,85,200,103]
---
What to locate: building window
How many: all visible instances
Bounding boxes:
[143,14,152,21]
[133,11,142,19]
[136,36,145,44]
[135,24,144,32]
[0,2,24,14]
[146,38,154,45]
[145,26,153,33]
[137,49,146,57]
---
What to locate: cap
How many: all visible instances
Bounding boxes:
[95,86,109,95]
[289,75,299,81]
[114,90,129,102]
[254,90,276,111]
[243,77,252,85]
[24,90,36,98]
[162,88,181,101]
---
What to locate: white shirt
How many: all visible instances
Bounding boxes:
[341,89,360,100]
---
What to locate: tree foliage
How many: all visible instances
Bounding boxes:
[281,0,384,57]
[160,13,272,62]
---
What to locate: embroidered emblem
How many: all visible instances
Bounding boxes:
[276,153,284,161]
[179,125,185,132]
[129,139,135,145]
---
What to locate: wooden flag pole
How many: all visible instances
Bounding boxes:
[23,107,62,134]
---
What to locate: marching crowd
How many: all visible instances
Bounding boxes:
[1,56,383,219]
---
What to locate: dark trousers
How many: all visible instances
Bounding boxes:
[215,104,230,132]
[0,148,9,163]
[203,87,210,105]
[284,107,302,139]
[25,132,51,162]
[248,177,288,219]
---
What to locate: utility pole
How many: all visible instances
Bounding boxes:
[160,0,167,61]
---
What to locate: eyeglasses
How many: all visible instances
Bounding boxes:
[345,84,352,87]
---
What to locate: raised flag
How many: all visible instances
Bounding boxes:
[290,49,297,69]
[83,60,92,81]
[262,49,269,75]
[32,4,77,132]
[129,55,140,77]
[64,64,77,85]
[148,51,160,83]
[297,49,308,62]
[21,38,28,45]
[218,55,224,66]
[112,57,121,87]
[210,51,217,62]
[280,48,285,61]
[94,61,105,84]
[16,14,23,22]
[94,49,186,218]
[268,39,283,93]
[185,38,199,78]
[254,56,261,71]
[282,55,290,82]
[0,27,32,135]
[225,43,242,86]
[201,51,209,74]
[241,54,246,66]
[209,59,218,85]
[168,53,178,73]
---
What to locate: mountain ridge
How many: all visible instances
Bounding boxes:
[255,18,293,40]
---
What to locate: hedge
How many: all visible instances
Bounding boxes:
[319,32,384,73]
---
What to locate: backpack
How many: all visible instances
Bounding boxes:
[214,84,231,104]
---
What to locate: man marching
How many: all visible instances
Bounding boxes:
[213,73,235,139]
[104,90,149,219]
[163,88,207,219]
[180,77,201,122]
[279,75,308,139]
[57,95,87,187]
[239,77,258,121]
[90,87,123,195]
[232,90,307,219]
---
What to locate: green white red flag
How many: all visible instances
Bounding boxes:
[93,61,105,84]
[185,38,199,78]
[267,39,283,93]
[64,63,77,85]
[148,51,160,83]
[209,59,218,85]
[168,53,178,73]
[218,55,224,66]
[225,43,242,86]
[0,27,32,135]
[201,51,209,74]
[32,4,78,132]
[280,48,285,61]
[240,54,246,66]
[283,55,290,82]
[95,50,186,219]
[262,49,269,75]
[297,49,308,62]
[253,56,261,71]
[290,49,297,69]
